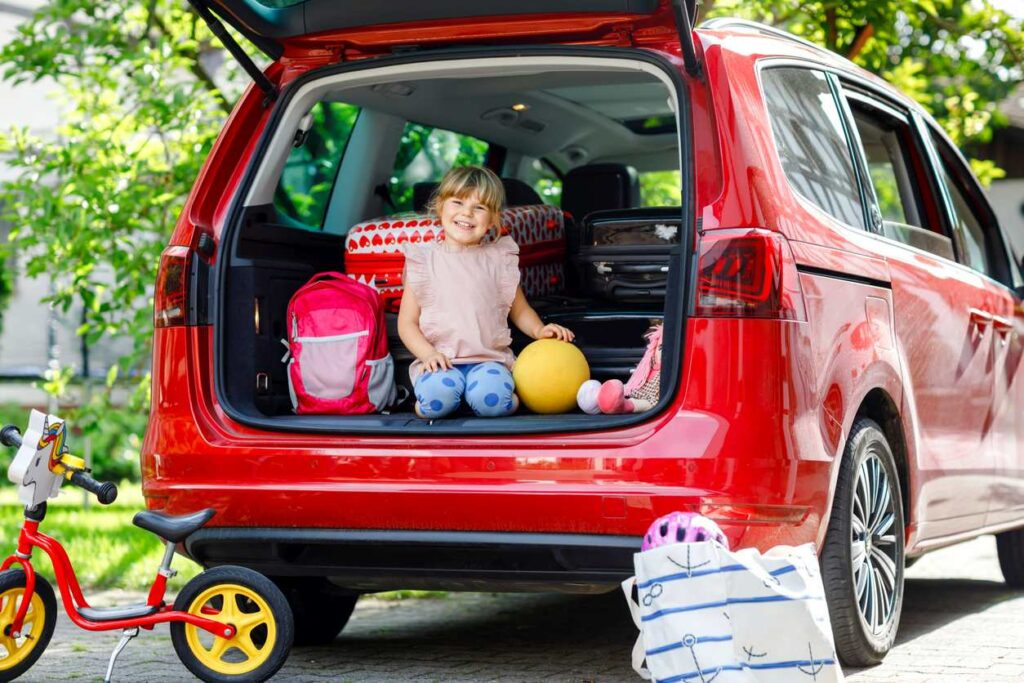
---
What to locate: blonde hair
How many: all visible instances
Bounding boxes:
[428,165,505,220]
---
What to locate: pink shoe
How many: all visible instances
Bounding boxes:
[597,379,655,414]
[597,380,628,413]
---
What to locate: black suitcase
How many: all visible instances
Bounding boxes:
[576,208,680,302]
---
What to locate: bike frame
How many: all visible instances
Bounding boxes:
[1,517,233,639]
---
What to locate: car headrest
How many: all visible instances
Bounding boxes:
[412,182,437,213]
[412,177,545,212]
[502,178,545,206]
[561,163,640,220]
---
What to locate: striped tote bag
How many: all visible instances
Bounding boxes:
[622,541,844,683]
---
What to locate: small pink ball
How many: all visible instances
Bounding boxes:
[576,379,602,414]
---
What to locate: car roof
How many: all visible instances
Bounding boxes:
[696,18,929,119]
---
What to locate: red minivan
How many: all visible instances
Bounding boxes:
[143,0,1024,665]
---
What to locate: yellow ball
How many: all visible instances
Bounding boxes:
[513,339,590,414]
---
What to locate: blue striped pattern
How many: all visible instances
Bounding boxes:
[641,593,819,622]
[646,634,733,656]
[657,658,836,683]
[636,563,798,590]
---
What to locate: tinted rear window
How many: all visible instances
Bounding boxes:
[761,68,865,229]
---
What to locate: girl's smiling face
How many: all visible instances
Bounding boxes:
[439,192,495,247]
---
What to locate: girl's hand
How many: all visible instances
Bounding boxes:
[420,351,453,373]
[534,323,575,343]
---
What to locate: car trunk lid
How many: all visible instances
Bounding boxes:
[192,0,702,95]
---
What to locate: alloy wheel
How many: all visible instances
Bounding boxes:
[850,450,899,635]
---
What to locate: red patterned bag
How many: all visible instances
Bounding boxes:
[344,205,566,311]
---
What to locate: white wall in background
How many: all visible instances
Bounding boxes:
[988,179,1024,268]
[0,0,118,381]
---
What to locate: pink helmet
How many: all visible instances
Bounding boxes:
[641,512,729,551]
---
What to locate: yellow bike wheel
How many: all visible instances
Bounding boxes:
[170,566,293,683]
[0,570,56,683]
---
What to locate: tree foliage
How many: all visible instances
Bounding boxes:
[703,0,1024,184]
[387,124,489,211]
[274,101,359,228]
[0,0,239,477]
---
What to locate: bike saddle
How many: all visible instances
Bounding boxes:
[132,508,215,543]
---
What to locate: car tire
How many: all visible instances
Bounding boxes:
[821,417,905,666]
[996,528,1024,588]
[270,577,358,646]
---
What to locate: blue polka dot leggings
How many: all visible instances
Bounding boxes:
[414,361,516,418]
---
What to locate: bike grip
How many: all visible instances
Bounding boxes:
[69,470,118,505]
[0,425,22,448]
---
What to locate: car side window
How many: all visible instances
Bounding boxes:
[930,133,1010,281]
[388,123,489,212]
[639,170,682,207]
[519,157,563,206]
[760,67,865,229]
[274,102,360,230]
[852,111,919,226]
[844,97,955,261]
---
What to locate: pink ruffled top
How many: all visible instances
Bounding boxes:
[403,235,520,383]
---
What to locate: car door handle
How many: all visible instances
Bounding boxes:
[968,308,992,328]
[991,314,1013,343]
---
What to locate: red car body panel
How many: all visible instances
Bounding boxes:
[143,19,1024,580]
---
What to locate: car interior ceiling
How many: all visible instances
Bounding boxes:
[221,63,683,424]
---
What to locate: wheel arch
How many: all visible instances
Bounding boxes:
[816,383,914,551]
[854,388,911,533]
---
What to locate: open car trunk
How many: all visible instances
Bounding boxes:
[203,0,691,56]
[214,48,693,434]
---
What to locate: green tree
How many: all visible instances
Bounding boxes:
[0,0,241,478]
[703,0,1024,184]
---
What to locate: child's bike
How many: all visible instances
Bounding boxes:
[0,411,294,682]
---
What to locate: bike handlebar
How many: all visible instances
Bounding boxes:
[69,470,118,505]
[1,424,22,448]
[2,424,118,505]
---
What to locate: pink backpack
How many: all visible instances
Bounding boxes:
[284,272,396,415]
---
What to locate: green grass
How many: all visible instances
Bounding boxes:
[1,483,447,600]
[0,482,201,592]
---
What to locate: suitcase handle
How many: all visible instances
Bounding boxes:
[609,284,667,297]
[594,262,670,275]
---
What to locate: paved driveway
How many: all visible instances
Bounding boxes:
[18,536,1024,682]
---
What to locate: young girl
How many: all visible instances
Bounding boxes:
[397,165,574,418]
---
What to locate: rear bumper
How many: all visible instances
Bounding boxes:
[185,528,638,593]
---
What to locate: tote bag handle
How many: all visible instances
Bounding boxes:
[621,577,652,680]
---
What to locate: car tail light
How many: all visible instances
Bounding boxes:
[154,246,192,328]
[694,228,806,321]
